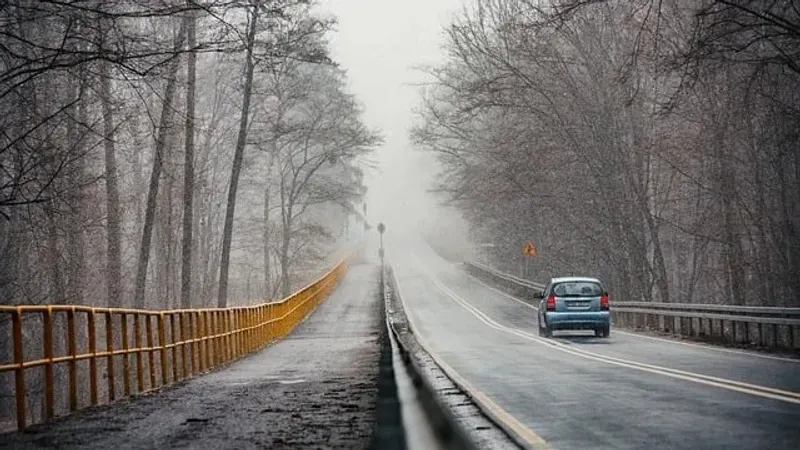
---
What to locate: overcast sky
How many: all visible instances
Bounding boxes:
[319,0,464,233]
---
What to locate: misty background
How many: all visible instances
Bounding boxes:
[322,0,466,236]
[1,0,799,426]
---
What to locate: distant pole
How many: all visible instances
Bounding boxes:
[377,222,386,267]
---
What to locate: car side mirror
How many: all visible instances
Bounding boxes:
[536,291,545,299]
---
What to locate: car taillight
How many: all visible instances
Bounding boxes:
[600,294,609,311]
[546,295,556,311]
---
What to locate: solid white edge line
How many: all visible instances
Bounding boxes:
[416,258,800,405]
[391,259,551,450]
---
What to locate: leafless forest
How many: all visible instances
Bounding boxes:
[0,0,380,311]
[414,0,800,307]
[0,1,381,424]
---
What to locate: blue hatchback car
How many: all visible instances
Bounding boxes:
[537,277,610,338]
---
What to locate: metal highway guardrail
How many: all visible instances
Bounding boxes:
[0,259,348,431]
[382,265,483,450]
[464,261,800,351]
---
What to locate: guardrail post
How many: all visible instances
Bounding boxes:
[259,306,264,348]
[146,315,155,389]
[223,309,229,362]
[205,310,212,370]
[192,311,199,374]
[67,308,77,412]
[246,308,251,353]
[229,309,236,360]
[249,308,255,352]
[212,311,219,368]
[211,310,217,367]
[199,311,207,372]
[217,311,221,362]
[13,307,26,429]
[232,309,237,359]
[770,324,778,348]
[159,314,168,385]
[268,303,272,345]
[106,311,116,402]
[43,306,54,420]
[225,310,232,362]
[181,312,189,379]
[242,309,248,354]
[170,314,178,382]
[134,314,144,393]
[258,306,263,347]
[267,304,273,342]
[244,308,249,353]
[121,313,130,397]
[88,309,98,405]
[219,311,226,364]
[256,306,261,348]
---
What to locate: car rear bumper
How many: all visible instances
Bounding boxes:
[545,311,610,330]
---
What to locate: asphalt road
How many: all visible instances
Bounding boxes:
[388,236,800,450]
[0,263,382,450]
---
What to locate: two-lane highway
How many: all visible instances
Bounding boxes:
[387,237,800,449]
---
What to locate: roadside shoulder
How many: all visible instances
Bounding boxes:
[384,266,521,450]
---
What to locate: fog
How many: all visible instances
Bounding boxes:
[2,0,796,308]
[321,0,468,238]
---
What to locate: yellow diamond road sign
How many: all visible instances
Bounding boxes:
[523,241,537,256]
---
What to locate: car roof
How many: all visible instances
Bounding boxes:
[550,276,602,284]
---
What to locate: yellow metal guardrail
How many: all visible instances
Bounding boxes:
[0,258,347,431]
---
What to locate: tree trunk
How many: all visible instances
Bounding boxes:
[165,172,176,307]
[279,177,293,298]
[717,130,745,305]
[100,60,122,308]
[134,23,186,309]
[47,201,65,302]
[66,82,87,305]
[263,183,271,297]
[217,5,259,308]
[181,5,197,310]
[280,229,291,298]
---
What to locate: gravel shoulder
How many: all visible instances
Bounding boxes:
[0,263,382,450]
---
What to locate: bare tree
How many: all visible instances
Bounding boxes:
[134,21,187,309]
[181,5,198,309]
[217,1,260,308]
[414,0,800,307]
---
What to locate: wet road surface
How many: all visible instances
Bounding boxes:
[0,263,382,450]
[388,237,800,450]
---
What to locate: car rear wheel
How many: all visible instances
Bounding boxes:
[595,326,610,338]
[538,319,551,337]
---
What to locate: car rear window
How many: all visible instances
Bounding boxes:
[553,282,603,297]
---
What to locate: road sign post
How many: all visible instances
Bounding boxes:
[522,241,537,279]
[377,222,386,266]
